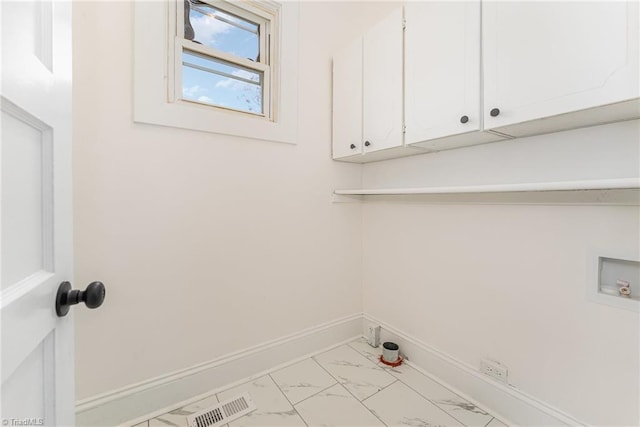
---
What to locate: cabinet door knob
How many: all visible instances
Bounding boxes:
[364,141,371,147]
[350,144,356,149]
[490,108,500,117]
[460,115,469,124]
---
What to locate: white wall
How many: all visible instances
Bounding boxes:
[74,1,640,424]
[362,120,640,426]
[72,1,396,401]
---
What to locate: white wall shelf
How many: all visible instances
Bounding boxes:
[335,178,640,196]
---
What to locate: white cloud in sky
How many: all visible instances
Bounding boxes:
[183,85,203,97]
[191,14,230,47]
[197,95,213,103]
[215,69,259,89]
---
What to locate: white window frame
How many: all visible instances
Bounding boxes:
[173,0,274,118]
[134,0,299,144]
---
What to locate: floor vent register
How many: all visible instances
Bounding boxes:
[187,392,256,427]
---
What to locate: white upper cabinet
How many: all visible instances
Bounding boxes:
[332,1,639,163]
[332,37,363,160]
[333,6,417,162]
[406,1,502,150]
[362,7,404,154]
[483,1,640,137]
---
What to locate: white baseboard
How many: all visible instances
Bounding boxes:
[77,312,586,427]
[75,313,363,427]
[363,314,586,427]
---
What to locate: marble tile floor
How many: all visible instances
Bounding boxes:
[133,338,508,427]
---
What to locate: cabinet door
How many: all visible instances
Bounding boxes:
[332,37,363,160]
[483,1,639,131]
[363,7,404,154]
[405,1,481,145]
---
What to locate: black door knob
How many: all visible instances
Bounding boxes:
[56,281,106,317]
[460,115,469,124]
[364,141,371,147]
[350,144,356,149]
[490,108,500,117]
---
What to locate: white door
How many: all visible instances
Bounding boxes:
[332,37,363,160]
[362,6,404,154]
[483,1,640,131]
[1,1,75,425]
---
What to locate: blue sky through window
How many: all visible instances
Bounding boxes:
[183,51,262,113]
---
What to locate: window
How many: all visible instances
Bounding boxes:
[133,0,299,143]
[176,0,274,117]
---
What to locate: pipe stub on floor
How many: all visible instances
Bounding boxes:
[382,341,400,365]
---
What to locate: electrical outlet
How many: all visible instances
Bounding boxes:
[480,358,508,384]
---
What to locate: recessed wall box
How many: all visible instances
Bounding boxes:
[591,255,640,312]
